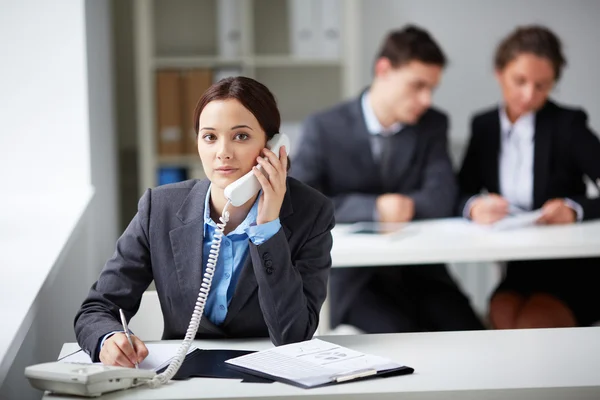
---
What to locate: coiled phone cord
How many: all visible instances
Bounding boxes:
[148,200,231,388]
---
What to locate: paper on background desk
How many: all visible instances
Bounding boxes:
[226,339,403,388]
[58,343,197,371]
[490,209,543,231]
[345,222,415,240]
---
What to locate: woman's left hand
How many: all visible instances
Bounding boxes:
[253,146,288,225]
[537,198,576,225]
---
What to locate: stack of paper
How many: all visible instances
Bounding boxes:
[225,339,412,388]
[491,209,543,231]
[58,343,197,371]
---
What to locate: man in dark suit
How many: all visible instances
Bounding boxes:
[291,25,483,333]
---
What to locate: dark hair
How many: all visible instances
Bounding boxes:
[193,76,290,170]
[495,25,566,81]
[194,76,281,140]
[376,25,446,68]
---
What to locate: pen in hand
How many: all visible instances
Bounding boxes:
[119,308,139,369]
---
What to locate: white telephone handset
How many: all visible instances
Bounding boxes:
[25,133,291,397]
[224,133,291,206]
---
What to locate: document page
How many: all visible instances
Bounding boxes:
[491,209,543,231]
[58,343,197,371]
[225,339,403,387]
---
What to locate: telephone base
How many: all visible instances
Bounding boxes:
[25,362,155,398]
[28,377,136,398]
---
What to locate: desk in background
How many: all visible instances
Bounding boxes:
[49,328,600,399]
[319,219,600,333]
[331,218,600,267]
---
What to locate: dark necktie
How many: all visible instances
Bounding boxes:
[377,124,407,192]
[377,134,394,187]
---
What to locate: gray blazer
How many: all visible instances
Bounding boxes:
[290,95,458,328]
[74,178,334,361]
[290,95,457,223]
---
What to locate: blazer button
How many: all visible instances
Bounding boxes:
[263,252,271,261]
[265,260,273,268]
[266,267,274,275]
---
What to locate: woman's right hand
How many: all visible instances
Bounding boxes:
[99,333,149,367]
[470,194,509,224]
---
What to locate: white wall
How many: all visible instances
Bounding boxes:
[0,0,118,398]
[360,0,600,164]
[0,0,91,190]
[86,0,119,269]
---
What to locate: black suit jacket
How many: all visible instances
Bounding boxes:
[458,100,600,219]
[290,95,457,223]
[74,178,334,361]
[291,95,458,328]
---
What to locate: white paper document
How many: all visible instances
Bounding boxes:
[225,339,406,388]
[490,209,543,231]
[347,222,406,236]
[58,343,197,371]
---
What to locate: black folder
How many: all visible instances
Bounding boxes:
[157,349,273,383]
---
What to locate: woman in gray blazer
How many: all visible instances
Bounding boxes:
[75,77,335,367]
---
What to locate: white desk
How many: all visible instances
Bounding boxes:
[49,328,600,399]
[331,218,600,267]
[320,218,600,333]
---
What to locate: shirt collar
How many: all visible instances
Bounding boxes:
[203,183,260,237]
[361,91,403,136]
[499,105,535,141]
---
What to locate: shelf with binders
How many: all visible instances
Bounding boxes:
[152,66,338,186]
[152,0,226,59]
[250,0,344,124]
[153,66,218,187]
[252,0,342,62]
[135,0,350,191]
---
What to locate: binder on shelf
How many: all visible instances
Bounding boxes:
[288,0,318,58]
[318,0,341,59]
[217,0,243,59]
[158,167,188,186]
[156,70,184,156]
[181,69,213,155]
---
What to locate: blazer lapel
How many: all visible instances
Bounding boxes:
[223,181,295,325]
[485,111,501,193]
[347,94,380,173]
[533,103,553,208]
[170,180,224,335]
[222,256,257,326]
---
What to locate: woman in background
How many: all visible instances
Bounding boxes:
[458,25,600,329]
